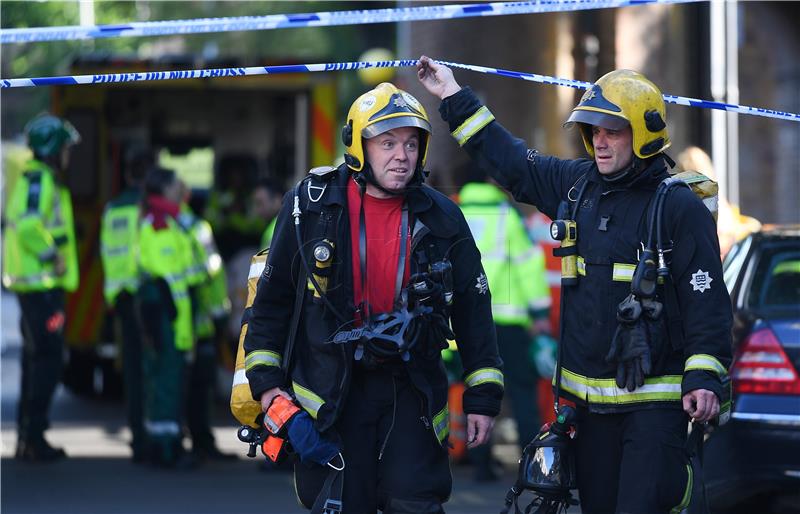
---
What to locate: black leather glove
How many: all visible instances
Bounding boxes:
[606,294,652,392]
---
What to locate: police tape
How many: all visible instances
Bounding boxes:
[439,61,800,123]
[2,59,797,123]
[1,0,698,44]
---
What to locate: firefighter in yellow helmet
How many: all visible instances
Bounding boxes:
[3,114,80,462]
[244,82,503,513]
[419,59,732,513]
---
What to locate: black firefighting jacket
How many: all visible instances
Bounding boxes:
[441,88,732,413]
[244,164,503,444]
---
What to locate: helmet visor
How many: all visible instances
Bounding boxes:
[362,116,432,139]
[563,109,629,131]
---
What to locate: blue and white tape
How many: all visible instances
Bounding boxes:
[0,60,419,88]
[440,61,800,123]
[2,59,797,123]
[1,0,697,44]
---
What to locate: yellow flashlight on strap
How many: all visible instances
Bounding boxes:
[551,219,578,286]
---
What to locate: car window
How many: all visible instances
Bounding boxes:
[746,242,800,311]
[723,236,751,293]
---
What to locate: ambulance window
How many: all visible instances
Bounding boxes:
[158,147,214,190]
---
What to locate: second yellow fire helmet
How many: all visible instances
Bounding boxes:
[342,82,432,173]
[565,69,670,159]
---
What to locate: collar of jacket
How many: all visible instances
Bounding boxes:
[311,165,460,239]
[586,155,671,192]
[26,159,55,178]
[458,182,507,205]
[144,194,180,230]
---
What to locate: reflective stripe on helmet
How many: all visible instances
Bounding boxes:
[465,367,504,389]
[557,368,682,404]
[245,350,282,371]
[452,106,495,146]
[684,354,727,376]
[292,381,325,419]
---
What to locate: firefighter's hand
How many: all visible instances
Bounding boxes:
[53,253,67,276]
[260,387,292,413]
[682,389,719,423]
[417,56,462,100]
[466,414,494,449]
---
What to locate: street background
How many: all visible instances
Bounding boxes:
[1,1,798,513]
[1,292,530,514]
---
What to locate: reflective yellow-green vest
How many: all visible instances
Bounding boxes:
[2,160,78,293]
[179,205,230,338]
[459,182,551,326]
[100,189,141,305]
[138,214,194,351]
[260,217,277,250]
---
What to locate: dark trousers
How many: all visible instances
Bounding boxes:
[186,335,217,450]
[575,407,692,514]
[17,290,65,443]
[471,324,540,469]
[115,291,146,455]
[295,367,451,514]
[139,281,186,459]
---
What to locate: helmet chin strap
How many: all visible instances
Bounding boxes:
[601,154,648,184]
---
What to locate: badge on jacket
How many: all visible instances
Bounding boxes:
[475,273,489,295]
[690,269,712,293]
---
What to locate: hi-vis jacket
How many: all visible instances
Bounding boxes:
[3,160,78,293]
[459,182,551,327]
[178,205,230,338]
[100,188,141,304]
[244,165,504,444]
[441,88,732,413]
[138,213,194,351]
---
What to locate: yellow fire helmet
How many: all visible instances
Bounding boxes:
[342,82,432,173]
[565,69,671,159]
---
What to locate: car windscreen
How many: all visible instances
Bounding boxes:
[746,242,800,313]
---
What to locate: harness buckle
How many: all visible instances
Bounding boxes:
[322,499,343,514]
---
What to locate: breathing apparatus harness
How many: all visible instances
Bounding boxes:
[286,167,454,513]
[296,166,452,367]
[502,171,691,514]
[501,180,588,514]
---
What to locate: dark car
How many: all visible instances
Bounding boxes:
[704,226,800,514]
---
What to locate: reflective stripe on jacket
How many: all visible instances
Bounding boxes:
[3,160,78,292]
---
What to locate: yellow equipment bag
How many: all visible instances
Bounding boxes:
[230,248,268,428]
[672,170,719,221]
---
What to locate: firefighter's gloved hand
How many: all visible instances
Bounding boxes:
[606,294,652,392]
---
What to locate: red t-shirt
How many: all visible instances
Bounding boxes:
[347,178,411,322]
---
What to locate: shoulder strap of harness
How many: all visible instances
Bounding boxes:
[281,166,340,376]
